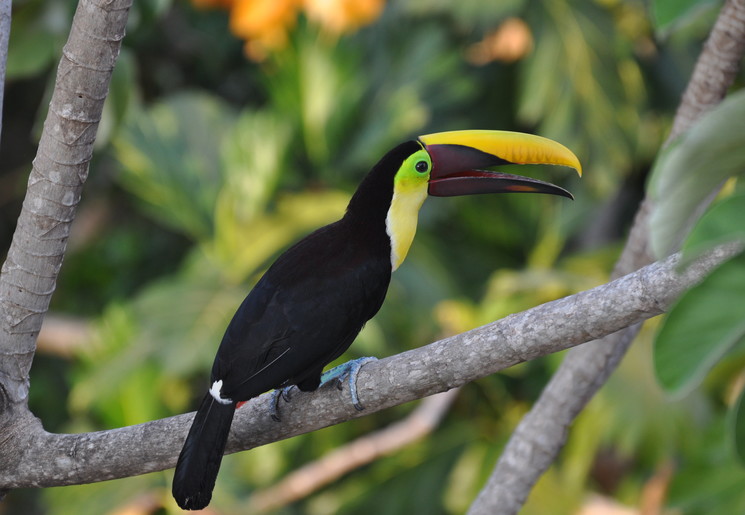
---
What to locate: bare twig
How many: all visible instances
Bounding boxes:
[468,1,745,513]
[37,314,91,357]
[639,460,675,515]
[0,243,737,489]
[247,389,460,512]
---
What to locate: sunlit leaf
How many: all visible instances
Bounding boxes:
[219,109,292,222]
[115,92,233,240]
[210,190,350,282]
[653,252,745,395]
[649,90,745,258]
[70,272,245,421]
[266,29,363,170]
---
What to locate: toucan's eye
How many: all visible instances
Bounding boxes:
[415,160,429,173]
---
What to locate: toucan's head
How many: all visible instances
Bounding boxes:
[347,130,582,271]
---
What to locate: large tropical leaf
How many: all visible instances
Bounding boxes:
[115,92,233,240]
[653,252,745,396]
[648,90,745,258]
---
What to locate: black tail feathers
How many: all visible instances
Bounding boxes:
[172,393,236,510]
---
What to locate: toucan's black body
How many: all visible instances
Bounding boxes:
[212,144,413,395]
[172,133,580,510]
[173,142,417,510]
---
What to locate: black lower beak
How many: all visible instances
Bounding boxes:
[428,169,573,199]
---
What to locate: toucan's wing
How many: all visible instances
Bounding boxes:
[211,222,390,401]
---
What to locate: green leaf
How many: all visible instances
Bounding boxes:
[648,90,745,258]
[6,25,59,78]
[219,109,292,223]
[652,0,718,32]
[71,272,245,420]
[732,385,745,466]
[681,192,745,265]
[668,421,745,512]
[653,252,745,395]
[210,190,350,282]
[114,92,233,240]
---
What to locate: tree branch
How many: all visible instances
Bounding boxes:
[468,1,745,513]
[0,243,737,490]
[0,0,132,407]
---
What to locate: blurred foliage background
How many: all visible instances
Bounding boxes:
[2,0,745,513]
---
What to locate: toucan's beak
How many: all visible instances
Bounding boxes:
[418,130,582,199]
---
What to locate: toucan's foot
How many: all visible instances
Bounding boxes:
[270,385,295,422]
[320,357,377,411]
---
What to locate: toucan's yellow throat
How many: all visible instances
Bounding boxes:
[386,147,431,270]
[384,130,582,270]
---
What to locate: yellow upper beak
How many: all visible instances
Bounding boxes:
[419,130,582,176]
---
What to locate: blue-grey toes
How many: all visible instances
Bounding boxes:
[320,357,378,410]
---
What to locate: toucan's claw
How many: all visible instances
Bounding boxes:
[269,385,296,422]
[320,357,378,411]
[281,386,294,402]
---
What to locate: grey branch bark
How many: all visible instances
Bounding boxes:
[0,0,131,497]
[468,1,745,513]
[0,0,131,407]
[0,243,738,489]
[0,0,10,142]
[0,0,131,405]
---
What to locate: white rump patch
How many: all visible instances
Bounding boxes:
[209,380,233,405]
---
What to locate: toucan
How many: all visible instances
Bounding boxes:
[172,130,581,510]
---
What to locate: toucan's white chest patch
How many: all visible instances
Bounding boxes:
[386,181,428,271]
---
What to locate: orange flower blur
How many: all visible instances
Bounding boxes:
[304,0,385,34]
[230,0,300,58]
[191,0,386,60]
[466,17,534,65]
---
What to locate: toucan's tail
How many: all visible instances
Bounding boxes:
[172,393,236,510]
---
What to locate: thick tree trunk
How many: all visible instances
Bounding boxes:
[0,0,131,405]
[0,0,131,497]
